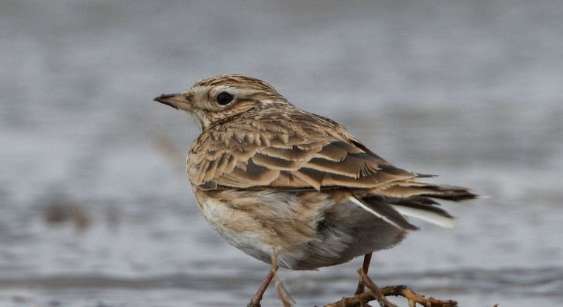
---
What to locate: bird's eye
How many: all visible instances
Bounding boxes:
[216,92,234,105]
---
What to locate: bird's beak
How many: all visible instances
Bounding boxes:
[154,93,184,110]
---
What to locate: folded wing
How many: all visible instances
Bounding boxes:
[188,111,476,231]
[188,128,415,191]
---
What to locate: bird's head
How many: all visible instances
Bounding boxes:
[154,74,288,130]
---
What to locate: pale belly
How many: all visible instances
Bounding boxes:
[194,189,406,270]
[198,197,276,265]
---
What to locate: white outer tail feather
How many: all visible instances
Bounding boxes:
[391,205,455,229]
[349,197,404,230]
[349,196,455,229]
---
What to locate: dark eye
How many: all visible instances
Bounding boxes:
[216,92,234,105]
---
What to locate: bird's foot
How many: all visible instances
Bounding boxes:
[357,269,397,307]
[325,269,457,307]
[247,302,261,307]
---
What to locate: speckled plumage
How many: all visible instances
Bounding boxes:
[154,74,476,305]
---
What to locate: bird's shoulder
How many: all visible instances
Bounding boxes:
[189,105,348,157]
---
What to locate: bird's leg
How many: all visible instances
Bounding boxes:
[275,274,295,307]
[247,270,276,307]
[247,253,279,307]
[358,269,398,307]
[354,253,373,294]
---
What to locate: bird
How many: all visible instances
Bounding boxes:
[154,74,476,307]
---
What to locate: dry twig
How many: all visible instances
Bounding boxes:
[325,269,458,307]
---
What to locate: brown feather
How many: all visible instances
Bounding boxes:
[258,146,318,161]
[252,153,304,170]
[314,141,353,161]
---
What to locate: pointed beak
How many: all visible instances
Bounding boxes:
[154,93,183,110]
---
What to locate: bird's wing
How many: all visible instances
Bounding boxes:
[188,110,476,231]
[187,112,416,191]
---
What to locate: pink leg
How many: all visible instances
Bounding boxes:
[247,270,276,307]
[354,253,373,294]
[247,254,279,307]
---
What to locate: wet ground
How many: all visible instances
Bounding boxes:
[1,0,562,306]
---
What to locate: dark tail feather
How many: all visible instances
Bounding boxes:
[378,182,478,201]
[391,197,452,217]
[417,184,477,201]
[356,180,476,228]
[364,181,477,228]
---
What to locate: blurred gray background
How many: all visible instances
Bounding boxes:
[1,0,562,306]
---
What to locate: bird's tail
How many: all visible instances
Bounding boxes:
[375,181,477,201]
[352,181,477,229]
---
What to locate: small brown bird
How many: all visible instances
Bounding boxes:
[155,74,475,306]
